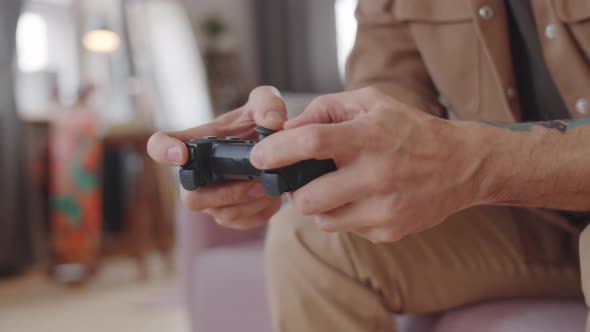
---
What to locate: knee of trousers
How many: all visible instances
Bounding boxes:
[265,204,316,280]
[580,225,590,306]
[264,204,356,285]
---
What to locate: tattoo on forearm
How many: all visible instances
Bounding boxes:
[481,117,590,134]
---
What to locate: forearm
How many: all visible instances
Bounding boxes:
[466,118,590,211]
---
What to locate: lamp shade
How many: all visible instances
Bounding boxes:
[82,27,120,53]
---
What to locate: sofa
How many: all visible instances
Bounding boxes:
[177,207,587,332]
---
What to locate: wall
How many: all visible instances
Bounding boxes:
[183,0,342,93]
[182,0,260,87]
[17,1,80,107]
[142,1,214,130]
[305,0,342,93]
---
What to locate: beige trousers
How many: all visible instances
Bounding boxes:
[265,204,584,332]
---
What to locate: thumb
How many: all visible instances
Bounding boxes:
[284,92,362,129]
[247,86,288,131]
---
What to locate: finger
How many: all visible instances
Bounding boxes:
[147,131,190,166]
[284,94,346,129]
[205,195,278,222]
[216,199,282,230]
[171,86,286,140]
[313,203,371,233]
[246,86,288,131]
[180,181,267,211]
[313,198,388,233]
[353,226,403,244]
[174,86,286,140]
[290,164,369,215]
[250,121,361,170]
[284,87,385,129]
[171,110,244,142]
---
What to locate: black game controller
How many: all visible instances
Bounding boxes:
[179,126,337,197]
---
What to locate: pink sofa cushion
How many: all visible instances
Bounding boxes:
[434,301,587,332]
[190,241,437,332]
[191,241,273,332]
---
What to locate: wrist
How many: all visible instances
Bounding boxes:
[464,121,554,206]
[445,121,494,206]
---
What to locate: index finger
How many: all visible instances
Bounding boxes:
[250,121,360,170]
[284,87,387,129]
[167,86,288,142]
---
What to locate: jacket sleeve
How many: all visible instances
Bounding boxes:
[346,0,443,117]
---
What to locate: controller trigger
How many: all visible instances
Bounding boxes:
[255,126,276,140]
[179,169,199,191]
[261,172,289,197]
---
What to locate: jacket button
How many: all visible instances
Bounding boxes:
[576,98,588,115]
[545,24,557,39]
[478,6,494,20]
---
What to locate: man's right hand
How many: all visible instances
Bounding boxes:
[147,86,287,230]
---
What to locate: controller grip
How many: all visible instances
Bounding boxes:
[261,159,337,196]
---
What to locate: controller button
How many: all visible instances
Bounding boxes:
[225,136,240,141]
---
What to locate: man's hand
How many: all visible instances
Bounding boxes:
[250,87,490,242]
[147,86,286,229]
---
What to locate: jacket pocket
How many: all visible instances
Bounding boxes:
[554,0,590,62]
[394,0,481,119]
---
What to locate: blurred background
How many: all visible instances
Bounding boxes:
[0,0,358,331]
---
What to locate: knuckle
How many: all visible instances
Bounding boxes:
[309,96,328,108]
[361,86,380,97]
[217,217,259,230]
[307,96,334,115]
[217,207,241,222]
[318,224,336,232]
[215,218,237,229]
[368,228,398,244]
[305,126,327,154]
[381,228,398,242]
[366,233,383,244]
[381,228,402,243]
[292,192,315,215]
[180,191,203,211]
[389,197,408,217]
[315,217,337,232]
[262,200,282,219]
[219,186,243,204]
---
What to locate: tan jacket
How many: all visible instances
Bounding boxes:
[347,0,590,123]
